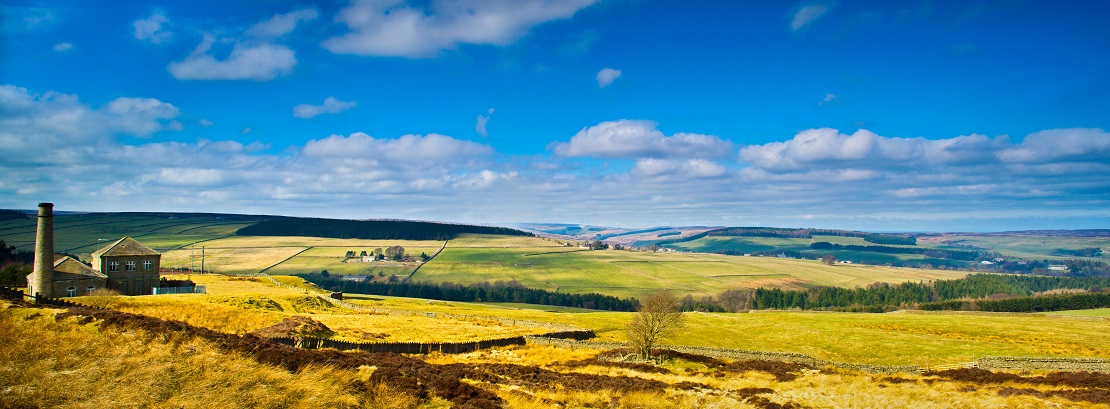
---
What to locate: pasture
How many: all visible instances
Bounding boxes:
[666,235,935,265]
[919,233,1110,261]
[159,236,445,275]
[412,234,966,299]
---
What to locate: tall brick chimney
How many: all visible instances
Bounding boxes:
[29,202,54,300]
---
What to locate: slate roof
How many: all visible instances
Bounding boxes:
[53,255,108,279]
[91,236,161,257]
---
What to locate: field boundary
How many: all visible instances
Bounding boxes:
[257,246,314,274]
[402,240,448,283]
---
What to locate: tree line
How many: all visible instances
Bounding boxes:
[809,241,986,261]
[299,274,639,311]
[920,292,1110,312]
[678,274,1110,313]
[237,218,533,240]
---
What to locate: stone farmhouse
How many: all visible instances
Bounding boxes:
[91,236,161,296]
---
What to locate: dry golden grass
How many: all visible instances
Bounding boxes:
[0,302,421,409]
[4,301,1105,409]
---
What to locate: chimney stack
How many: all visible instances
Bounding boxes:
[30,202,54,300]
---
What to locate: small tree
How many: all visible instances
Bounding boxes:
[360,250,368,257]
[627,291,684,359]
[821,255,836,265]
[345,250,357,258]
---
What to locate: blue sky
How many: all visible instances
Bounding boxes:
[2,0,1108,231]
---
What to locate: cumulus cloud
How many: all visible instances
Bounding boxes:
[168,8,316,81]
[303,132,492,164]
[790,1,835,31]
[2,84,1107,230]
[475,108,495,137]
[246,8,318,38]
[133,11,172,44]
[293,97,357,119]
[818,93,837,106]
[633,158,727,179]
[0,84,180,149]
[323,0,597,58]
[53,42,72,52]
[596,68,621,87]
[198,119,214,127]
[552,120,735,159]
[737,127,1110,217]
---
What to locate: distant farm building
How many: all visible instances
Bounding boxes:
[1048,265,1069,272]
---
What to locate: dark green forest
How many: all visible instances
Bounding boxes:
[300,274,639,311]
[238,218,533,240]
[698,274,1110,313]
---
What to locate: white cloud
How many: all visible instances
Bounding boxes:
[106,97,181,136]
[198,119,214,127]
[596,68,621,87]
[293,97,357,119]
[53,42,72,52]
[633,158,727,179]
[168,34,297,81]
[303,132,492,164]
[168,8,315,81]
[323,0,598,58]
[552,120,735,159]
[246,8,319,39]
[475,108,495,137]
[133,11,172,44]
[2,84,1107,230]
[790,2,835,31]
[818,92,837,106]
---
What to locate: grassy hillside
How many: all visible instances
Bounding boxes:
[920,233,1110,261]
[0,213,257,257]
[158,236,445,275]
[413,235,966,299]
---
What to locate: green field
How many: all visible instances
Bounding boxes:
[160,236,446,275]
[920,234,1110,261]
[665,235,941,265]
[412,234,966,299]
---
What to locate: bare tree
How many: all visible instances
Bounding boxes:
[627,291,684,359]
[821,254,836,265]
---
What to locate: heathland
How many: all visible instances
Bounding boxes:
[5,273,1110,408]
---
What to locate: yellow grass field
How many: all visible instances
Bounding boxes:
[82,274,549,342]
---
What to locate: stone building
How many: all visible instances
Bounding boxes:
[91,236,161,296]
[51,255,108,297]
[26,203,161,299]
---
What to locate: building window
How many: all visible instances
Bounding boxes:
[66,287,77,297]
[125,261,136,271]
[143,260,153,270]
[108,261,120,272]
[86,285,96,294]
